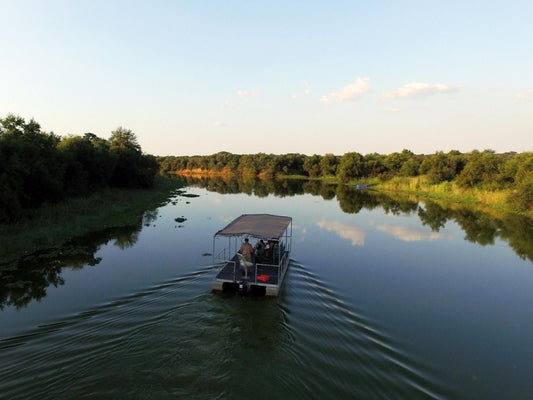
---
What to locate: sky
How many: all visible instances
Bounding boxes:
[1,0,532,156]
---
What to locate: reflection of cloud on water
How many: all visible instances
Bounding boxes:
[377,224,443,242]
[317,220,366,246]
[299,227,307,242]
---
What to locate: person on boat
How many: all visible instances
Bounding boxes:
[255,239,266,262]
[265,240,277,259]
[239,238,254,262]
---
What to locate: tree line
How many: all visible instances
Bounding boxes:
[0,114,158,222]
[158,149,533,211]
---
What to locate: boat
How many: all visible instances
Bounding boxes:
[211,214,293,296]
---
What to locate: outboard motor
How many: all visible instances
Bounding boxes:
[237,280,248,295]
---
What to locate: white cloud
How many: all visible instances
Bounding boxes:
[376,224,443,242]
[516,88,533,101]
[290,81,311,99]
[320,77,371,104]
[317,219,366,246]
[213,120,226,127]
[219,100,232,108]
[383,82,463,100]
[237,89,260,97]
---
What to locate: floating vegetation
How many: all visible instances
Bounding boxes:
[181,193,200,198]
[174,217,187,223]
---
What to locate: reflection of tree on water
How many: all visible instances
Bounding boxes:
[181,176,309,198]
[419,201,533,261]
[418,201,450,232]
[336,185,418,215]
[454,208,498,246]
[0,223,143,310]
[185,176,533,263]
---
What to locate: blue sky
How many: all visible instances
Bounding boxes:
[1,0,532,156]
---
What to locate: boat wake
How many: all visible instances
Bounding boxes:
[0,262,455,399]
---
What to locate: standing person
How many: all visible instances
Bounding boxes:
[239,238,254,262]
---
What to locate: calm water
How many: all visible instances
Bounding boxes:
[1,179,532,399]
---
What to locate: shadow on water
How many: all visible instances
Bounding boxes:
[0,261,453,400]
[0,186,205,311]
[0,209,157,311]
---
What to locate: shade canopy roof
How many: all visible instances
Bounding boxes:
[215,214,292,239]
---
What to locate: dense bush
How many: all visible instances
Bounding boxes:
[0,115,157,222]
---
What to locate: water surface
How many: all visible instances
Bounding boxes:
[1,179,532,399]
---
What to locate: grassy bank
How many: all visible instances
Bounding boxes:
[368,175,523,212]
[0,176,185,265]
[172,169,531,215]
[274,173,531,216]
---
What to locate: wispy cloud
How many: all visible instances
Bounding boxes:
[237,89,260,98]
[213,120,226,127]
[516,88,533,101]
[219,100,232,108]
[291,81,310,99]
[317,219,366,246]
[320,77,371,104]
[383,82,463,100]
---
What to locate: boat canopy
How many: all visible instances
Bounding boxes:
[215,214,292,240]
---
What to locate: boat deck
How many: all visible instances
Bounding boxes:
[215,254,281,286]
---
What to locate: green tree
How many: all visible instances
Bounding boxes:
[419,151,462,184]
[337,152,364,182]
[109,127,141,153]
[363,153,386,177]
[456,150,502,188]
[320,153,338,176]
[303,154,322,177]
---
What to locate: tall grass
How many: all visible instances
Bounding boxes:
[373,176,521,214]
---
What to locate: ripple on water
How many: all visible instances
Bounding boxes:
[0,262,454,400]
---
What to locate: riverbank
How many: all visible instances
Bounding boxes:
[363,176,533,216]
[0,176,185,266]
[172,169,531,216]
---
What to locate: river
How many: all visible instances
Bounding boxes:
[1,178,532,399]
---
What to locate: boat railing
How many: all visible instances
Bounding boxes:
[214,248,228,262]
[251,249,289,285]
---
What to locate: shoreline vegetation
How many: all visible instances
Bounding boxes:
[0,176,185,267]
[1,115,159,224]
[1,114,531,265]
[159,149,533,216]
[175,169,530,217]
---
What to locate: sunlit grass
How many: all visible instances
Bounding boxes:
[372,176,528,215]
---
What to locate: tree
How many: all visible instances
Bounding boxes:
[337,152,364,182]
[456,150,502,188]
[320,153,338,176]
[109,127,141,153]
[303,154,322,177]
[363,153,386,177]
[419,151,462,184]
